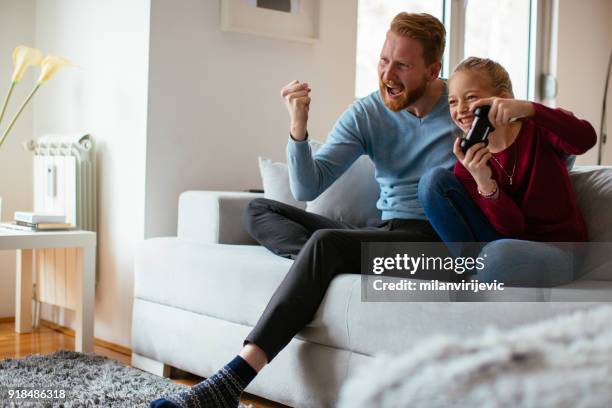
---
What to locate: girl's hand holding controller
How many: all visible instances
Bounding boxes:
[453,138,496,195]
[470,97,535,128]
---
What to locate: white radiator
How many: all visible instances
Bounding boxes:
[25,134,96,314]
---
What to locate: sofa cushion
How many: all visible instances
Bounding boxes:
[259,157,306,210]
[134,237,360,349]
[259,141,380,226]
[569,166,612,242]
[135,238,607,358]
[305,155,380,226]
[135,238,292,327]
[258,140,322,210]
[569,166,612,280]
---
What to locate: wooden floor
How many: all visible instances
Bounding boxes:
[0,319,287,408]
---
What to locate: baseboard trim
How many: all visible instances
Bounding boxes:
[0,316,131,356]
[39,319,132,356]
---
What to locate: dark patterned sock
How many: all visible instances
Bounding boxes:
[149,356,257,408]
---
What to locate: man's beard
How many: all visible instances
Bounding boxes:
[379,75,429,112]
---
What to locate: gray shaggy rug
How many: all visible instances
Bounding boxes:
[0,350,248,407]
[339,305,612,408]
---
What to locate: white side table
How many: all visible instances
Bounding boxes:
[0,228,96,352]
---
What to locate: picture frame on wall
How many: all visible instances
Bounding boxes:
[220,0,320,44]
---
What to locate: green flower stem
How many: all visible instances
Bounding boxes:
[0,81,16,128]
[0,82,41,149]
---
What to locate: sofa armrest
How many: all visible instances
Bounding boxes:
[570,165,612,243]
[177,191,263,244]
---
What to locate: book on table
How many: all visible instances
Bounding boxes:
[14,211,66,224]
[1,221,74,232]
[15,221,74,230]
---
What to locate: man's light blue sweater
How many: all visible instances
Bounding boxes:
[287,84,458,221]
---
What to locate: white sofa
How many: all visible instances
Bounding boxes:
[132,165,612,408]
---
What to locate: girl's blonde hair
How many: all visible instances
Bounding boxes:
[453,57,514,97]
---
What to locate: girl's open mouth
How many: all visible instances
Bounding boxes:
[458,117,473,128]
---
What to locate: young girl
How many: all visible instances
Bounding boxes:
[419,57,597,286]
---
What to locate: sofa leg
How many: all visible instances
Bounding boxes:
[132,353,173,377]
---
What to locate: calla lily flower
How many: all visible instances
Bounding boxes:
[11,45,43,82]
[0,52,72,149]
[1,46,43,126]
[38,55,71,83]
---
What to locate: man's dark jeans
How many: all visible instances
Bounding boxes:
[242,197,441,361]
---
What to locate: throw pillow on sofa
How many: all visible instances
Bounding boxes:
[258,141,381,226]
[259,157,307,210]
[306,155,380,225]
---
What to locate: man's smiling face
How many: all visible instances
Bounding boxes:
[378,31,431,112]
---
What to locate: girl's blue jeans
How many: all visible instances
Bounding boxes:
[418,167,581,287]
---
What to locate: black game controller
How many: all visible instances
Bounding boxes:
[460,105,495,154]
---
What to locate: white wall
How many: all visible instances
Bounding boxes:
[554,0,612,165]
[0,0,36,318]
[145,0,358,238]
[32,0,150,347]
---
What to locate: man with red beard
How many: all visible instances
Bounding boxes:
[151,12,456,408]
